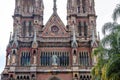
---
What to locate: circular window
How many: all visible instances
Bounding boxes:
[51,26,59,33]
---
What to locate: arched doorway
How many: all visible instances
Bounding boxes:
[50,77,60,80]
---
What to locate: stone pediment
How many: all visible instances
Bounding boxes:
[42,13,69,37]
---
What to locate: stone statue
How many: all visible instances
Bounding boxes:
[52,54,58,65]
[73,55,77,64]
[33,55,37,64]
[11,54,16,64]
[7,55,10,65]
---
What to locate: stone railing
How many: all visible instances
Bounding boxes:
[39,37,71,42]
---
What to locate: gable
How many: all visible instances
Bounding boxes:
[42,13,69,37]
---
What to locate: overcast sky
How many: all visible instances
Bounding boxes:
[0,0,120,74]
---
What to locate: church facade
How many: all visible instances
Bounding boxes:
[1,0,99,80]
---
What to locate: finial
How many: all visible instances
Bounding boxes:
[9,32,12,42]
[14,31,17,42]
[7,32,12,48]
[71,23,78,48]
[98,32,100,41]
[32,29,38,48]
[12,30,18,48]
[53,0,57,13]
[91,23,98,47]
[33,29,37,42]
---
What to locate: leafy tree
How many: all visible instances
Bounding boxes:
[92,3,120,80]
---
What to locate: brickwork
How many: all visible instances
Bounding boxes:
[1,0,98,80]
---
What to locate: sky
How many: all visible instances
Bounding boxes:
[0,0,120,74]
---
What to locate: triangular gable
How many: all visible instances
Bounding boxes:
[42,13,69,37]
[92,41,98,48]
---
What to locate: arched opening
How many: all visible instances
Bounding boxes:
[74,50,76,55]
[50,77,60,80]
[10,74,13,78]
[24,76,26,79]
[31,74,35,79]
[17,76,19,80]
[20,76,22,79]
[75,74,78,78]
[13,50,16,55]
[27,76,29,80]
[33,50,36,54]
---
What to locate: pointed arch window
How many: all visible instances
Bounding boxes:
[22,21,26,37]
[28,21,32,36]
[84,21,87,36]
[40,52,69,66]
[78,22,82,36]
[13,50,16,55]
[82,0,86,13]
[40,52,51,66]
[77,0,80,5]
[77,6,80,13]
[79,51,89,66]
[77,0,80,13]
[21,52,30,66]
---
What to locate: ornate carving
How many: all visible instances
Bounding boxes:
[51,26,59,33]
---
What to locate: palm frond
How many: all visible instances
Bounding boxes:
[102,32,117,47]
[113,4,120,21]
[102,22,115,35]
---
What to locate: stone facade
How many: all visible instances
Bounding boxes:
[1,0,99,80]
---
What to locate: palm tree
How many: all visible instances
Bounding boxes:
[92,21,120,80]
[101,22,120,80]
[106,54,120,80]
[92,3,120,80]
[91,43,108,80]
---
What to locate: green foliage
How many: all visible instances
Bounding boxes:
[113,4,120,21]
[92,3,120,80]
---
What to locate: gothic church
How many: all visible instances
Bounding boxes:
[1,0,99,80]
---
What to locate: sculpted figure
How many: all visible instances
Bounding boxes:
[33,55,37,64]
[11,54,16,64]
[73,55,77,64]
[52,54,58,65]
[7,55,10,65]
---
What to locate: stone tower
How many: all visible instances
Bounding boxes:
[1,0,98,80]
[14,0,44,37]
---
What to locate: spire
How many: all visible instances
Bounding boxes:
[33,30,37,42]
[32,30,38,48]
[7,32,12,48]
[71,22,78,48]
[41,0,44,9]
[9,32,12,42]
[53,0,57,13]
[12,30,18,48]
[98,32,100,41]
[91,24,98,47]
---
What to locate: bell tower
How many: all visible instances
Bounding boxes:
[67,0,96,38]
[14,0,44,38]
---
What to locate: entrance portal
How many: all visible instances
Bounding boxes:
[50,77,60,80]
